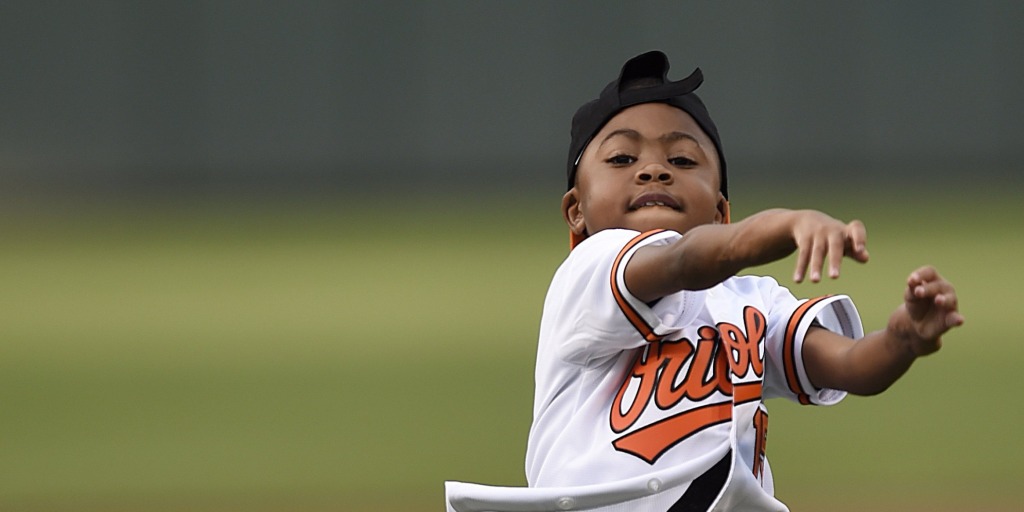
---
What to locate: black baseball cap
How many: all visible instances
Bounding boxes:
[566,50,728,199]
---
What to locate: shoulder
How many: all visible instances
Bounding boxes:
[573,229,643,252]
[706,274,796,317]
[718,274,784,296]
[559,229,685,284]
[571,229,682,260]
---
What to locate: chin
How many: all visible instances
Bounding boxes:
[627,212,696,235]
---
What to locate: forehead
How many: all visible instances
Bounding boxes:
[596,102,712,145]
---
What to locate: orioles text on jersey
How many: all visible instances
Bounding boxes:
[609,306,767,464]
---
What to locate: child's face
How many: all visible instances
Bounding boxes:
[563,102,726,240]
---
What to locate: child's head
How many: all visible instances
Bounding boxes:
[562,51,729,248]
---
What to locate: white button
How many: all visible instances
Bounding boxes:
[647,478,662,492]
[556,496,575,510]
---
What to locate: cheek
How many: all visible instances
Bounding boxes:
[578,191,615,229]
[581,188,615,212]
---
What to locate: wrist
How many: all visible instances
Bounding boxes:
[735,209,798,264]
[886,305,939,358]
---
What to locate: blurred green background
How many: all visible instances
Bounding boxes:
[3,189,1020,512]
[2,2,1022,511]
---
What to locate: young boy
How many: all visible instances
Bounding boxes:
[445,50,963,512]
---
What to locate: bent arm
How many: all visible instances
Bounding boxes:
[624,209,805,302]
[802,327,916,396]
[803,266,963,395]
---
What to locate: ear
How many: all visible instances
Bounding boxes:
[714,193,731,224]
[562,188,587,236]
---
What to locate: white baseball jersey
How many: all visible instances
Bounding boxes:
[445,228,863,512]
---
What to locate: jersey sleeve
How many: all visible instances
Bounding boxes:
[762,288,864,405]
[546,229,706,364]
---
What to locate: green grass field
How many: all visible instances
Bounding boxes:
[1,187,1020,511]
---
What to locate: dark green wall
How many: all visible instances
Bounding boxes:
[2,1,1021,195]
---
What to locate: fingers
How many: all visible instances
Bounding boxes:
[946,311,966,328]
[793,218,869,283]
[907,265,939,285]
[808,234,830,282]
[827,230,845,280]
[795,232,844,283]
[793,233,811,283]
[846,220,870,263]
[904,266,965,328]
[905,266,945,301]
[792,233,829,283]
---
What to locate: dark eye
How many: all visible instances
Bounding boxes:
[669,156,697,167]
[606,154,636,166]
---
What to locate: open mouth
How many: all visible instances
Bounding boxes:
[629,193,681,211]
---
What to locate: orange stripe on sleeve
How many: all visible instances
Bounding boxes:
[782,296,831,405]
[610,230,667,342]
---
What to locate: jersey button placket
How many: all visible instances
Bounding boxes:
[647,478,662,492]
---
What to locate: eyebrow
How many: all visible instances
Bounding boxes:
[599,129,701,147]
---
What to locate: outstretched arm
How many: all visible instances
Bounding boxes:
[803,266,965,395]
[624,208,869,303]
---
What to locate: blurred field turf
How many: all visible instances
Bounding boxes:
[0,187,1020,511]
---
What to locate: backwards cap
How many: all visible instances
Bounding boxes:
[566,51,728,199]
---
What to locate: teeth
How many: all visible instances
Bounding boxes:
[643,201,666,207]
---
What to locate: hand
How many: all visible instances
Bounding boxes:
[891,266,965,356]
[790,211,869,283]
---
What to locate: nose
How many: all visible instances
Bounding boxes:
[635,164,673,184]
